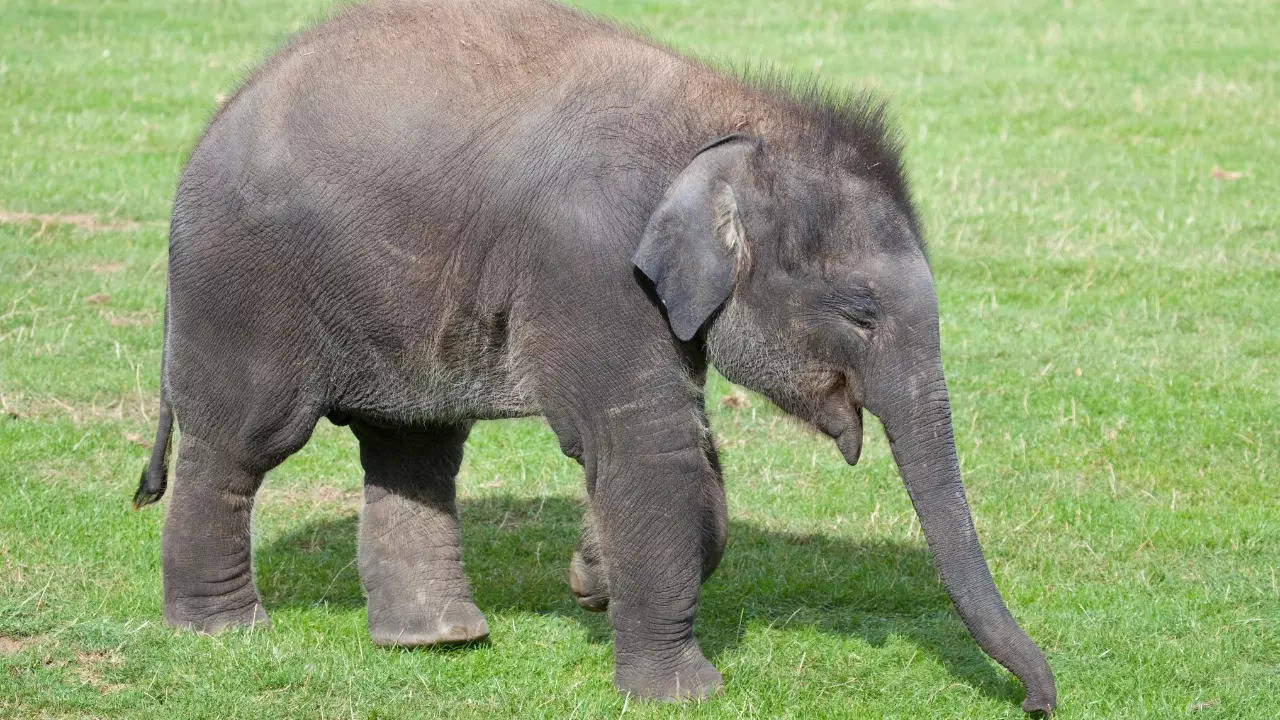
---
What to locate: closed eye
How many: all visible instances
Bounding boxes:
[822,287,879,332]
[836,305,876,331]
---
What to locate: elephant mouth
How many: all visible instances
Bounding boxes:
[815,372,864,465]
[834,424,863,465]
[813,407,864,465]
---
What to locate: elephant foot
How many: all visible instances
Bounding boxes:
[615,647,723,701]
[164,596,270,633]
[369,599,489,647]
[569,551,608,612]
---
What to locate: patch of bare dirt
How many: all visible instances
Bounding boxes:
[0,635,43,656]
[71,649,126,693]
[0,210,146,233]
[124,431,150,448]
[1,393,19,419]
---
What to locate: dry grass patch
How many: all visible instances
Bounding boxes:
[1,638,127,694]
[70,649,126,694]
[0,210,150,234]
[0,635,43,656]
[0,391,154,426]
[261,485,361,510]
[99,308,160,327]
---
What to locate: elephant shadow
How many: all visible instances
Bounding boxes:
[256,493,1021,705]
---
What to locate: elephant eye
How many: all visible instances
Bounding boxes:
[823,287,879,332]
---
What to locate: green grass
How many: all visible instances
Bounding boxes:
[1,0,1276,717]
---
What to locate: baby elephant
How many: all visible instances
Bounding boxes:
[134,0,1055,713]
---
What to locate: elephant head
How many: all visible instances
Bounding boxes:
[633,133,1057,714]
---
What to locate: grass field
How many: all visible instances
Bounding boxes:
[1,0,1277,717]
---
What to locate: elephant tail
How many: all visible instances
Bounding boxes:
[133,395,173,509]
[134,295,173,510]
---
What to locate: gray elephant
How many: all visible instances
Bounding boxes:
[133,0,1056,713]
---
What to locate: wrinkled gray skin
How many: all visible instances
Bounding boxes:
[134,0,1055,713]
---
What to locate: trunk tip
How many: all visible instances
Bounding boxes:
[1021,692,1056,716]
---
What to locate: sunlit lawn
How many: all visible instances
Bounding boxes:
[1,1,1276,717]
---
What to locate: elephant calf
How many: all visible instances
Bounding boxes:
[134,0,1056,712]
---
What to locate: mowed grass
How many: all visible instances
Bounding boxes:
[1,0,1276,717]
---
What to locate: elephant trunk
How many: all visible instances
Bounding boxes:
[877,366,1056,715]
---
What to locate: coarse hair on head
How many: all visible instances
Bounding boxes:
[734,65,921,249]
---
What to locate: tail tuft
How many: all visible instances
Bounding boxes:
[132,468,166,509]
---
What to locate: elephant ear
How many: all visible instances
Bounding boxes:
[633,135,753,341]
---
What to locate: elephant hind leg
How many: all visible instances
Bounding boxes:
[161,434,271,632]
[352,420,488,647]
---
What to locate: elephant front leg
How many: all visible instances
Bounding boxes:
[352,421,488,647]
[584,406,727,700]
[571,439,727,614]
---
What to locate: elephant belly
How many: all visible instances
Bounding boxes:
[328,330,539,426]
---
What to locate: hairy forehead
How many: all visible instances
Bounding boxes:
[779,167,920,258]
